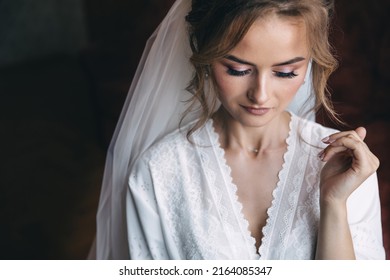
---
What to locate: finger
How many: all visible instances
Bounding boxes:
[320,130,360,162]
[323,135,370,167]
[319,145,350,162]
[322,129,362,145]
[355,127,366,141]
[320,128,379,180]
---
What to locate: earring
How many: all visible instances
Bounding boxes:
[205,65,211,79]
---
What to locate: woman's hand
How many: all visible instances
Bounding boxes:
[319,127,380,206]
[316,127,379,259]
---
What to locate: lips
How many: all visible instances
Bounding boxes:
[242,106,271,116]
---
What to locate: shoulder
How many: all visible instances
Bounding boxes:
[129,119,213,188]
[129,125,190,183]
[140,127,188,165]
[137,119,210,166]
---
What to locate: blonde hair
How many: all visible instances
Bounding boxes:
[183,0,340,137]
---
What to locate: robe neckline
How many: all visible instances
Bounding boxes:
[205,111,296,259]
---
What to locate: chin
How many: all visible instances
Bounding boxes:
[234,114,275,128]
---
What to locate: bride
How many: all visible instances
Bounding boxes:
[92,0,385,259]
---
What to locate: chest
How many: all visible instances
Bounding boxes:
[225,151,286,249]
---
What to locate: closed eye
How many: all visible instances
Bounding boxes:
[227,68,252,77]
[274,71,298,79]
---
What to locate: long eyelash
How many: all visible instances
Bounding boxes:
[274,71,298,79]
[227,68,252,76]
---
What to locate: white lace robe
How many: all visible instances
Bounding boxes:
[126,113,385,259]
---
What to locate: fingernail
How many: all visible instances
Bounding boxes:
[318,150,324,160]
[321,136,330,143]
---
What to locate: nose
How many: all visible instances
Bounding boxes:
[247,74,269,104]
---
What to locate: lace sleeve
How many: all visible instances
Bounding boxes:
[127,156,169,259]
[347,172,386,259]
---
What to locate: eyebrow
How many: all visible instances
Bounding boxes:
[225,55,306,67]
[273,57,306,66]
[225,55,256,66]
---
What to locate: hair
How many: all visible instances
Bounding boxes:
[182,0,340,138]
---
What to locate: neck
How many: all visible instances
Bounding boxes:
[213,108,291,155]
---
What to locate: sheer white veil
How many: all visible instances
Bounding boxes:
[94,0,315,259]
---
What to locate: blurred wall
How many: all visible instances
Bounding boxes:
[0,0,87,66]
[328,0,390,259]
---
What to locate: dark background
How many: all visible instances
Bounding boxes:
[0,0,389,259]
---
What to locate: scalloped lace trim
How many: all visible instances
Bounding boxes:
[205,120,258,258]
[259,113,295,258]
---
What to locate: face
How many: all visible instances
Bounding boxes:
[211,14,310,128]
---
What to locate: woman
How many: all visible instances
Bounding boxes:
[94,0,385,259]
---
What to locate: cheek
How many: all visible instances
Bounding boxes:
[282,76,306,96]
[213,75,232,98]
[213,75,248,100]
